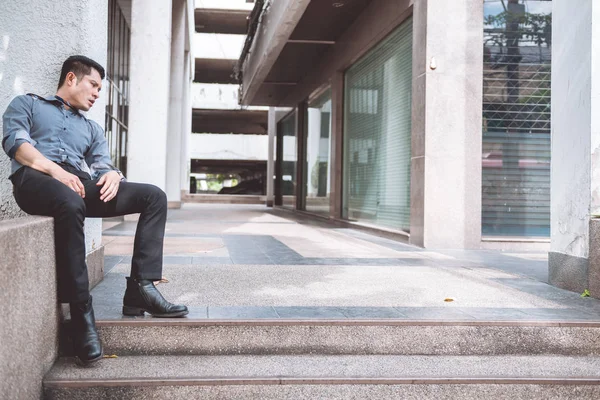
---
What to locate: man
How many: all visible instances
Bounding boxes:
[2,55,188,366]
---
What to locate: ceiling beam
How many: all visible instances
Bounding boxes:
[240,0,311,105]
[195,9,250,34]
[287,39,335,45]
[192,109,268,134]
[194,58,237,84]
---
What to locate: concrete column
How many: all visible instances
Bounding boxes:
[329,72,344,220]
[275,120,283,206]
[306,108,322,198]
[166,0,185,208]
[266,107,276,207]
[295,102,307,210]
[180,50,192,197]
[550,0,600,296]
[128,0,172,189]
[410,0,483,248]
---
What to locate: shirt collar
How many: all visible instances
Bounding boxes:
[45,95,82,115]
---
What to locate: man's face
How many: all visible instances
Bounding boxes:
[66,69,102,111]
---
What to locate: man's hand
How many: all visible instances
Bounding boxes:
[97,171,121,202]
[50,167,86,198]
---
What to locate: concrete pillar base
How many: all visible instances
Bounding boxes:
[548,252,589,295]
[86,246,105,290]
[168,201,182,210]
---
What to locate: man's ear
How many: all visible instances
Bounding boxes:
[65,71,78,86]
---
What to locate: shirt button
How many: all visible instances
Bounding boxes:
[63,128,66,130]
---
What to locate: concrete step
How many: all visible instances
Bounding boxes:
[43,354,600,399]
[59,318,600,357]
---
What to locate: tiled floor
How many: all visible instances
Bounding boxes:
[95,204,600,321]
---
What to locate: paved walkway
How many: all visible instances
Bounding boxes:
[94,204,600,321]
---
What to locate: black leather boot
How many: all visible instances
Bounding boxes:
[70,296,103,366]
[123,277,188,317]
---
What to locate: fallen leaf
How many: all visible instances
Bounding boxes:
[444,298,455,302]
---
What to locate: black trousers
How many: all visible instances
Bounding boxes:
[11,165,167,303]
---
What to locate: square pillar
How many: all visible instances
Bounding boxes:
[266,107,276,207]
[128,0,172,189]
[166,0,186,208]
[275,120,284,206]
[410,0,483,248]
[329,72,344,220]
[295,102,307,211]
[550,0,600,296]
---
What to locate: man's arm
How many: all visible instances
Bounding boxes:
[85,121,123,202]
[3,95,85,197]
[14,143,85,197]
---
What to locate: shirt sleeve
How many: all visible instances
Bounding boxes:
[84,121,123,180]
[2,95,37,159]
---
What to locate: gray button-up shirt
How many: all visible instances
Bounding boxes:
[2,94,117,179]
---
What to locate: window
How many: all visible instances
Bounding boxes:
[343,18,413,232]
[305,89,332,216]
[105,0,131,176]
[482,0,552,236]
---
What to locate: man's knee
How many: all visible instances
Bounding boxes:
[145,185,167,209]
[57,196,86,218]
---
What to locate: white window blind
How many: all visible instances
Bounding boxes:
[482,2,552,237]
[343,18,413,232]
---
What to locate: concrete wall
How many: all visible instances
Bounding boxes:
[0,1,108,397]
[0,0,106,268]
[549,0,599,294]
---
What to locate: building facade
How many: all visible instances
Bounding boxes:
[238,0,600,296]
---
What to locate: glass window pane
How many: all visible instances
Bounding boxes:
[343,18,413,232]
[280,113,296,209]
[305,89,332,216]
[482,0,552,237]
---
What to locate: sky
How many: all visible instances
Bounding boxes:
[484,0,552,17]
[195,0,255,11]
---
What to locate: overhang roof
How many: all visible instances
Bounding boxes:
[194,58,237,84]
[191,159,266,174]
[192,108,268,135]
[195,8,250,34]
[240,0,371,106]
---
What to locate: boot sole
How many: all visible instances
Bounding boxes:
[122,306,189,318]
[75,350,104,367]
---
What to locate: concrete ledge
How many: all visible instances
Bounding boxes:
[0,216,106,399]
[182,194,267,204]
[0,216,59,400]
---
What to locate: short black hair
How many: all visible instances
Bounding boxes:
[57,55,105,90]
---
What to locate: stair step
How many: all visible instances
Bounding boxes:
[66,319,600,357]
[43,355,600,399]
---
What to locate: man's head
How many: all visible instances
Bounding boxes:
[56,55,105,111]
